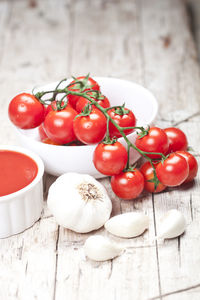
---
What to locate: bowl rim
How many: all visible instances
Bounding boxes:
[0,145,44,202]
[15,77,158,149]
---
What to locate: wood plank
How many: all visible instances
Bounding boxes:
[187,0,200,61]
[139,0,200,118]
[69,0,144,82]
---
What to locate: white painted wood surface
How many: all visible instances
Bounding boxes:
[0,0,200,299]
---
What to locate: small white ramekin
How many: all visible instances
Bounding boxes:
[0,145,44,238]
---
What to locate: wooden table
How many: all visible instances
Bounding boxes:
[1,0,200,299]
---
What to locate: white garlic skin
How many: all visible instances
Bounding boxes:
[157,209,186,239]
[105,212,149,238]
[47,173,112,233]
[84,235,123,261]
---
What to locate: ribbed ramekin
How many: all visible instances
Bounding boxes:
[0,145,44,238]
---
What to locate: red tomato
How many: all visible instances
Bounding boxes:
[135,127,169,159]
[156,153,189,186]
[164,127,188,153]
[140,161,166,193]
[8,93,45,129]
[73,108,107,144]
[107,107,136,138]
[67,76,100,108]
[93,142,128,176]
[111,169,144,200]
[176,151,198,183]
[76,92,110,113]
[44,107,77,144]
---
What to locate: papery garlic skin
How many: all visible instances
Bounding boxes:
[157,209,186,239]
[84,235,123,261]
[105,212,149,238]
[47,173,112,233]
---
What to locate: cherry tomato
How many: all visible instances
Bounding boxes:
[73,108,107,144]
[68,76,100,109]
[164,127,188,153]
[44,107,77,144]
[8,93,45,129]
[135,127,169,159]
[93,142,128,176]
[111,169,144,200]
[140,161,166,193]
[156,153,189,186]
[107,106,136,138]
[76,92,110,113]
[176,151,198,183]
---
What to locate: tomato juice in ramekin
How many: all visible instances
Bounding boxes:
[0,150,38,197]
[0,145,44,238]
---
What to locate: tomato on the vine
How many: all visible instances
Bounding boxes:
[8,93,45,129]
[76,92,110,113]
[111,169,144,200]
[164,127,188,153]
[93,141,128,176]
[67,75,100,109]
[107,106,136,138]
[156,153,189,186]
[73,107,107,144]
[176,151,198,183]
[135,127,169,159]
[140,161,166,193]
[44,107,77,144]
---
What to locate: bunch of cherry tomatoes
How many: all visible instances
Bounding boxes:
[8,75,198,200]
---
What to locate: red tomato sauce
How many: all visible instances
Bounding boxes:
[0,150,38,197]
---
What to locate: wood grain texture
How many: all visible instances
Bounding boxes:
[0,0,200,299]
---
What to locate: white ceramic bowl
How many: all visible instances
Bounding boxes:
[14,77,158,178]
[0,145,44,238]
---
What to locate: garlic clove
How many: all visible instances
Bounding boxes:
[105,212,149,238]
[84,235,124,262]
[157,209,186,239]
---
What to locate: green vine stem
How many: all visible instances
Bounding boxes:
[34,80,166,185]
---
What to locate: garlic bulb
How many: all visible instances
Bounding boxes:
[105,212,149,238]
[47,173,112,233]
[84,235,123,261]
[157,209,186,239]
